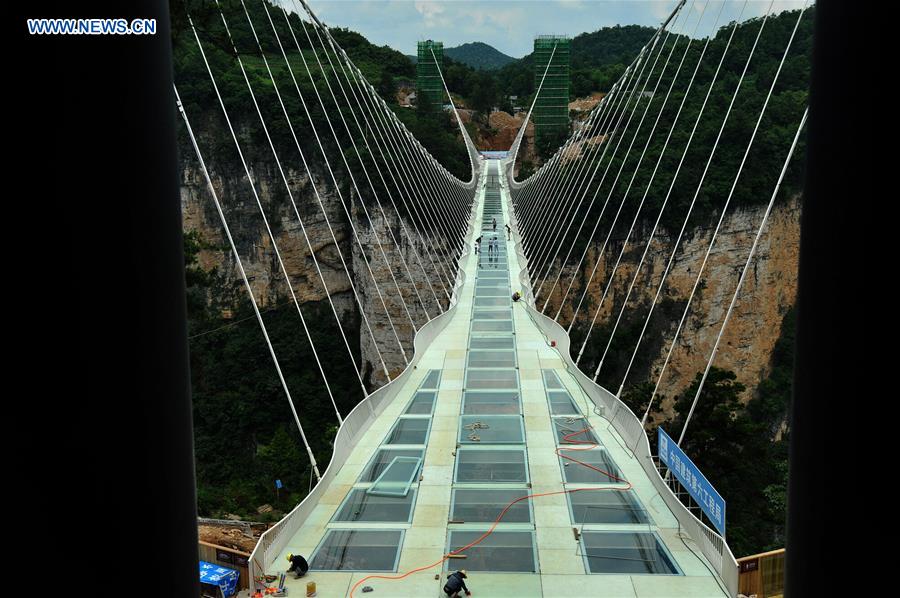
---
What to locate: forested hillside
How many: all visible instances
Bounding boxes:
[494,25,655,100]
[445,41,517,70]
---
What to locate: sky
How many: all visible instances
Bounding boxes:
[292,0,808,58]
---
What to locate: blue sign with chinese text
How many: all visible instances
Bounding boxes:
[199,560,239,597]
[657,427,726,535]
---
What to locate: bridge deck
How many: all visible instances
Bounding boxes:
[271,161,727,597]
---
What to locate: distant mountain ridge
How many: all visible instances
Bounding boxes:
[444,42,517,70]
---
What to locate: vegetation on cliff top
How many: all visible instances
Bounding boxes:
[172,0,472,181]
[445,41,517,70]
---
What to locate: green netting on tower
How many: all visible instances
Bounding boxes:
[533,36,570,140]
[417,40,444,112]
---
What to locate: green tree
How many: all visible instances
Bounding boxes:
[377,71,396,102]
[470,71,497,115]
[258,425,308,507]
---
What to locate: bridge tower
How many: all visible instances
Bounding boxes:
[416,40,444,112]
[532,35,570,145]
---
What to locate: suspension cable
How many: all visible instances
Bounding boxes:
[529,67,644,296]
[523,99,610,270]
[175,84,322,481]
[679,108,807,444]
[293,15,415,359]
[594,0,743,386]
[229,0,371,398]
[532,72,639,311]
[574,0,710,368]
[303,16,436,324]
[563,11,686,335]
[268,2,412,368]
[546,31,669,323]
[647,2,807,424]
[256,0,393,379]
[187,9,346,424]
[320,34,450,312]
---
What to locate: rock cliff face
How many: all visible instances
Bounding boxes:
[182,125,797,416]
[540,196,800,414]
[347,194,451,385]
[179,129,450,389]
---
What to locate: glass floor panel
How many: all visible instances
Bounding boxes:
[581,532,679,575]
[469,337,515,349]
[567,489,651,525]
[465,369,519,390]
[462,391,521,414]
[548,391,581,415]
[333,488,416,523]
[476,279,509,287]
[368,456,422,497]
[472,320,514,333]
[474,297,512,308]
[473,309,512,320]
[405,391,436,415]
[359,449,424,483]
[459,415,525,444]
[542,369,565,390]
[384,418,430,445]
[475,278,511,294]
[451,488,532,523]
[467,350,516,368]
[310,529,404,571]
[553,416,600,444]
[455,448,528,483]
[446,531,537,572]
[421,370,441,389]
[475,287,510,297]
[560,449,621,484]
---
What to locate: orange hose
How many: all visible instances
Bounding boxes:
[347,422,630,597]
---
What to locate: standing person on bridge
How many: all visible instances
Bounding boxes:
[443,569,471,597]
[492,217,497,232]
[475,235,482,254]
[505,224,511,240]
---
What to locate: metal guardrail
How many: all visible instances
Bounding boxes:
[506,177,738,596]
[248,165,484,591]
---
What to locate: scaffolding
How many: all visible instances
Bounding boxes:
[416,40,444,112]
[532,35,570,141]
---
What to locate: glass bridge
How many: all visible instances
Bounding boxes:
[260,160,729,597]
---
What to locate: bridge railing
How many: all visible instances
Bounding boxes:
[506,181,738,596]
[248,165,482,592]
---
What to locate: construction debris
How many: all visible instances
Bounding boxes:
[198,520,268,553]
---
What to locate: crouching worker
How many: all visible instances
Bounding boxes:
[286,553,309,578]
[443,569,471,597]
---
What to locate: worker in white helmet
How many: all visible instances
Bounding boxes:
[443,569,471,597]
